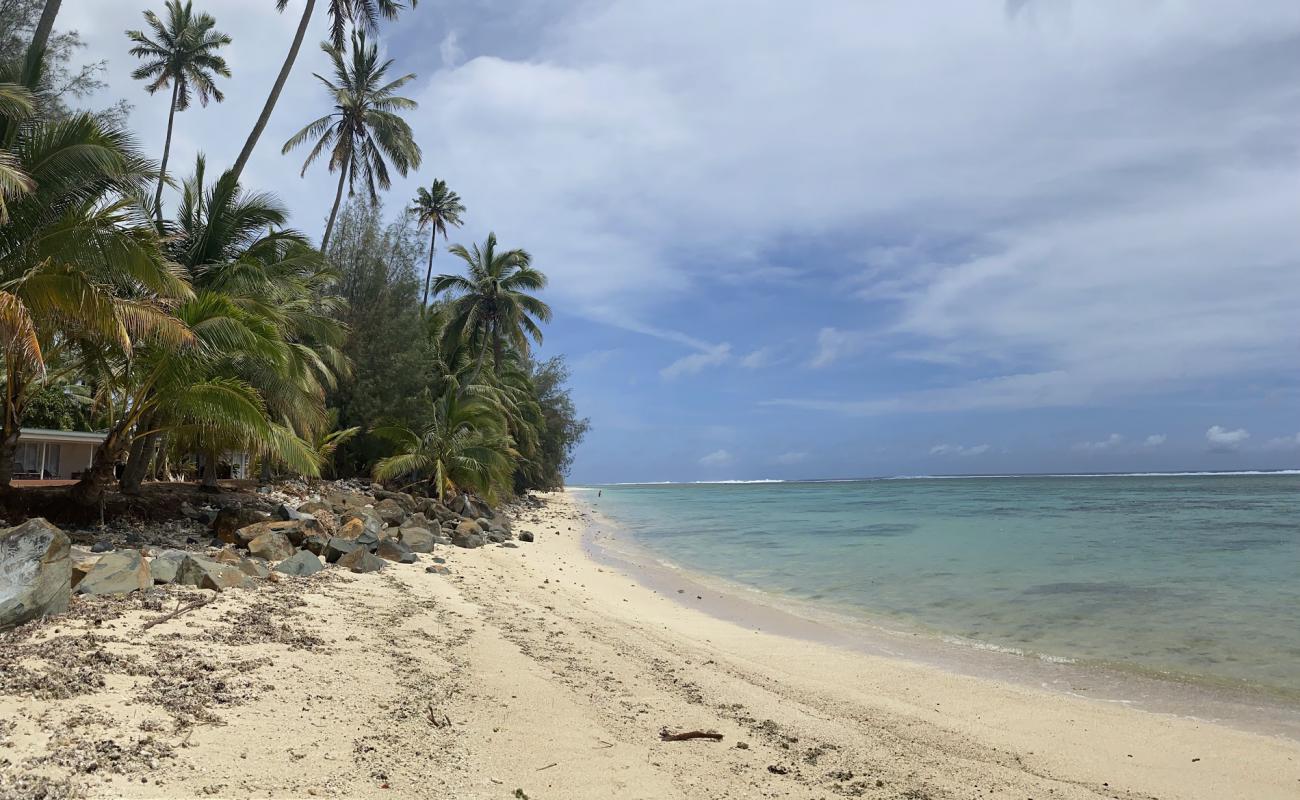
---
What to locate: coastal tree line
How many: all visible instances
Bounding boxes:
[0,0,588,511]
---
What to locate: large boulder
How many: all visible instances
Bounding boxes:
[335,517,366,541]
[0,518,70,631]
[76,550,150,596]
[296,500,330,516]
[248,531,295,561]
[398,526,436,553]
[373,490,415,513]
[474,518,492,533]
[373,498,408,527]
[452,519,485,549]
[324,537,359,563]
[337,548,385,573]
[301,533,330,557]
[176,555,247,590]
[70,546,101,589]
[215,548,270,579]
[149,549,188,584]
[355,530,380,553]
[274,550,323,577]
[236,519,318,548]
[376,538,415,563]
[213,507,271,544]
[431,504,460,524]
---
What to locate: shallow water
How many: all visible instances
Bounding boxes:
[581,475,1300,697]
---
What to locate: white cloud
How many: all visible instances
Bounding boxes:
[739,347,775,369]
[439,30,465,68]
[1144,434,1167,447]
[1262,433,1300,451]
[774,451,808,465]
[930,443,991,457]
[1074,433,1124,452]
[699,449,734,466]
[1205,425,1250,449]
[810,328,869,369]
[660,343,731,380]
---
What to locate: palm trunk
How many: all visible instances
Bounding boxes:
[320,161,349,252]
[69,425,129,506]
[230,0,317,183]
[199,446,221,490]
[20,0,62,89]
[120,428,160,495]
[153,82,179,226]
[420,228,436,314]
[0,371,27,491]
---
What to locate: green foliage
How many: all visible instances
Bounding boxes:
[22,383,89,430]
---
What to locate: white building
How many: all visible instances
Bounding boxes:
[12,428,107,481]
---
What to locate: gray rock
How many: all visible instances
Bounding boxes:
[474,518,492,532]
[518,531,535,543]
[302,533,330,556]
[149,549,189,584]
[274,550,323,577]
[499,542,519,549]
[176,555,248,590]
[376,538,413,563]
[425,564,451,575]
[248,531,295,561]
[213,506,271,544]
[485,531,507,544]
[237,519,318,548]
[373,498,408,527]
[324,537,359,563]
[452,519,485,549]
[275,503,305,521]
[337,548,385,573]
[296,500,330,516]
[355,530,380,552]
[70,546,100,589]
[406,512,433,529]
[238,557,271,579]
[0,518,70,631]
[91,539,113,553]
[76,549,151,596]
[398,526,436,553]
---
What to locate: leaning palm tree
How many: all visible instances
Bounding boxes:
[433,233,552,381]
[411,179,465,313]
[282,30,421,250]
[229,0,418,183]
[0,83,35,222]
[126,0,232,222]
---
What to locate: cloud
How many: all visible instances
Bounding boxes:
[1144,434,1167,447]
[439,31,465,69]
[1205,425,1250,450]
[571,348,621,371]
[810,328,868,369]
[739,347,775,369]
[930,443,992,457]
[660,343,731,379]
[699,449,734,466]
[774,451,808,464]
[1074,433,1124,452]
[1262,433,1300,451]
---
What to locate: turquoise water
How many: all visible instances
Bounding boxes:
[583,475,1300,697]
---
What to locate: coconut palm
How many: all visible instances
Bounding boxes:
[0,82,35,222]
[433,233,552,381]
[282,30,421,251]
[372,379,515,502]
[410,179,464,313]
[126,0,232,223]
[229,0,418,183]
[0,110,192,490]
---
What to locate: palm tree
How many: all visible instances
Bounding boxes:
[126,0,232,223]
[283,30,421,251]
[411,179,464,313]
[433,233,552,381]
[372,379,515,502]
[229,0,417,184]
[0,83,35,222]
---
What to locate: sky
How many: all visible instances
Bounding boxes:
[64,0,1300,482]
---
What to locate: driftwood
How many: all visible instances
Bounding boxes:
[140,596,212,631]
[659,727,724,742]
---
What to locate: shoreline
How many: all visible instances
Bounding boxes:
[3,490,1299,798]
[576,492,1300,741]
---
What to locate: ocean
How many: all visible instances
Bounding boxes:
[579,474,1300,699]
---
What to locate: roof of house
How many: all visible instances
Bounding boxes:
[17,427,108,444]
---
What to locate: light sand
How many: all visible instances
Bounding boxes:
[2,490,1298,799]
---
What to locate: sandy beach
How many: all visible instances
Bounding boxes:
[3,490,1298,799]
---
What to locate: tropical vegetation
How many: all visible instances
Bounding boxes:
[0,0,586,512]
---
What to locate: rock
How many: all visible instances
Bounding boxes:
[397,526,436,553]
[274,503,305,521]
[355,530,380,552]
[431,504,460,524]
[274,550,323,577]
[76,550,151,596]
[376,538,413,563]
[297,500,330,516]
[406,512,433,529]
[499,542,518,549]
[215,548,270,579]
[485,531,507,544]
[337,548,385,573]
[176,555,248,590]
[452,520,485,549]
[373,498,408,527]
[248,531,295,561]
[236,519,318,548]
[0,519,70,631]
[302,533,330,556]
[90,539,113,553]
[336,517,366,540]
[149,549,188,584]
[180,502,205,521]
[425,565,451,575]
[474,518,492,532]
[324,537,359,563]
[213,507,271,544]
[519,531,535,543]
[69,546,100,589]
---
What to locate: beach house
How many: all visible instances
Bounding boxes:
[11,428,107,483]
